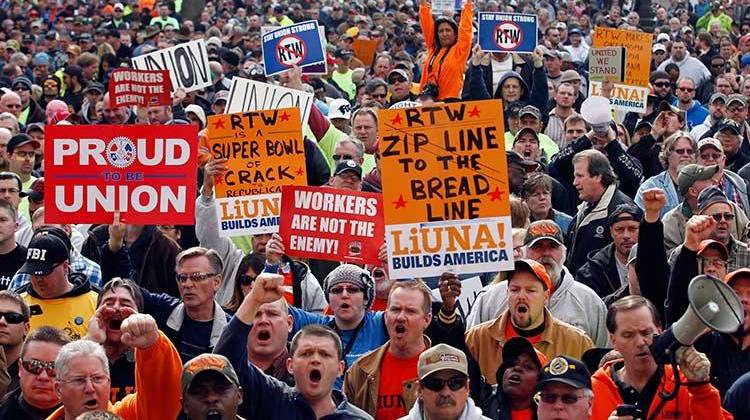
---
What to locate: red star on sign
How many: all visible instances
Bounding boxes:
[390,113,403,125]
[488,186,503,201]
[212,118,226,130]
[296,168,304,176]
[280,112,290,122]
[468,106,481,118]
[393,194,407,209]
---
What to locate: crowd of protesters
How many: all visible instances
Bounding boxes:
[0,0,750,419]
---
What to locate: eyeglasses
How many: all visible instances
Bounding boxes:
[332,154,354,161]
[672,148,694,155]
[389,77,407,84]
[21,358,56,377]
[0,188,19,194]
[728,106,746,113]
[700,152,722,160]
[537,392,586,404]
[0,311,26,324]
[239,274,256,286]
[653,82,671,88]
[710,212,735,222]
[329,285,362,295]
[176,272,219,283]
[678,87,695,92]
[701,257,727,268]
[59,374,109,387]
[420,376,467,391]
[371,93,387,99]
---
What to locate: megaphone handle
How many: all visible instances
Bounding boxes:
[657,352,681,403]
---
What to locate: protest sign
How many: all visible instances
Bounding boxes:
[262,26,328,75]
[430,276,484,320]
[279,186,384,264]
[478,13,537,53]
[109,68,172,107]
[224,78,314,125]
[44,125,198,224]
[588,81,650,113]
[588,47,625,83]
[378,100,514,279]
[262,21,325,77]
[591,27,652,112]
[352,38,379,67]
[131,39,212,93]
[206,107,307,236]
[432,0,463,14]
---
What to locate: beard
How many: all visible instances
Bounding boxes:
[538,256,562,283]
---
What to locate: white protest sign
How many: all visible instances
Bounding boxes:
[224,78,314,125]
[131,39,212,93]
[588,81,649,113]
[432,0,462,14]
[431,276,485,320]
[588,47,625,83]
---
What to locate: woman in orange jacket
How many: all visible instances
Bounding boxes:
[418,0,474,101]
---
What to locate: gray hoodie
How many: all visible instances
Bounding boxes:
[195,195,326,311]
[466,267,609,348]
[399,398,490,420]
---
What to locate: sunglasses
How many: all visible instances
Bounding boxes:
[672,148,694,155]
[653,82,671,88]
[420,376,467,391]
[329,285,362,295]
[371,93,387,99]
[332,154,354,161]
[0,311,25,324]
[678,87,695,92]
[21,358,56,377]
[239,274,256,286]
[176,272,219,283]
[537,392,585,405]
[711,212,735,222]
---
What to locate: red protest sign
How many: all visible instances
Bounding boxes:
[44,125,198,224]
[109,68,172,107]
[279,186,384,265]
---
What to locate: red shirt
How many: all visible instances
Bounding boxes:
[375,351,419,420]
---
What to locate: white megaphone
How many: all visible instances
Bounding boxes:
[651,275,745,363]
[581,96,612,136]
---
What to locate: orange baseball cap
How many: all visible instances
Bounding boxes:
[725,268,750,286]
[509,259,553,292]
[697,239,729,260]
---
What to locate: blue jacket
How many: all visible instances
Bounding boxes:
[671,98,709,131]
[635,171,680,219]
[215,317,373,420]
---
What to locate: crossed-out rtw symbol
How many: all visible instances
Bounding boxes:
[276,35,307,67]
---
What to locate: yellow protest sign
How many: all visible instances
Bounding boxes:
[378,100,514,279]
[206,107,307,236]
[592,27,653,88]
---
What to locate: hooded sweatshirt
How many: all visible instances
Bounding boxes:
[20,273,97,340]
[399,398,490,420]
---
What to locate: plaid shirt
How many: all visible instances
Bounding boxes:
[727,237,750,273]
[10,250,101,292]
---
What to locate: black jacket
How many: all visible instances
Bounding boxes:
[576,243,622,300]
[304,137,331,186]
[627,134,663,180]
[465,67,549,125]
[0,387,57,420]
[633,220,670,323]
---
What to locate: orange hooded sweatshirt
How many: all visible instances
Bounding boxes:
[590,360,733,420]
[418,0,474,100]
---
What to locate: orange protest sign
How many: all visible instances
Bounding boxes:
[206,107,307,236]
[378,100,513,278]
[352,38,379,67]
[592,27,653,87]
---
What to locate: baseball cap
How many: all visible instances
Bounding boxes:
[7,133,40,154]
[519,105,541,120]
[556,22,567,30]
[18,233,70,276]
[213,90,229,104]
[418,343,468,380]
[697,239,729,260]
[709,92,727,104]
[607,203,643,226]
[725,268,750,286]
[697,186,730,213]
[717,119,742,135]
[656,33,670,43]
[21,177,44,202]
[333,159,362,178]
[334,48,353,59]
[84,82,105,94]
[387,68,409,83]
[502,337,548,369]
[508,259,553,292]
[677,164,719,195]
[25,123,44,134]
[697,137,723,153]
[538,356,592,390]
[658,100,685,120]
[652,43,667,53]
[541,46,561,59]
[513,127,539,144]
[726,94,747,108]
[11,76,32,91]
[634,119,652,132]
[560,70,582,83]
[524,220,564,247]
[113,2,124,11]
[181,354,240,396]
[568,28,583,36]
[506,151,539,171]
[206,37,222,50]
[328,99,352,120]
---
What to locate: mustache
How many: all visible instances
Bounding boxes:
[437,396,456,406]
